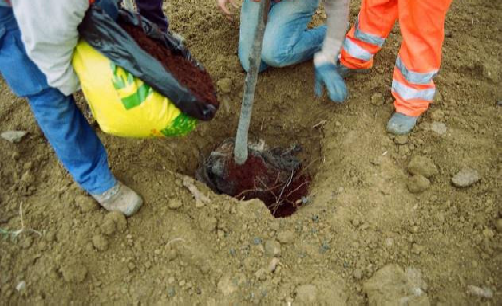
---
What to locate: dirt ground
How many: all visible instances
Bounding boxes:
[1,0,501,304]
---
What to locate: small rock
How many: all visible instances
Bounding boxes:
[268,258,280,273]
[431,122,447,135]
[168,199,183,210]
[407,155,438,178]
[495,219,502,233]
[254,268,268,281]
[277,230,295,244]
[445,29,453,38]
[217,275,238,296]
[353,269,363,280]
[264,239,281,257]
[452,168,480,188]
[295,284,317,303]
[394,135,409,145]
[497,101,502,107]
[407,175,431,194]
[364,265,429,305]
[16,281,26,291]
[371,93,385,106]
[217,78,232,94]
[384,238,394,248]
[1,131,27,143]
[467,285,493,298]
[92,234,109,251]
[167,286,176,298]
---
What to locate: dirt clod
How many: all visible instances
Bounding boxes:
[92,234,109,251]
[407,175,431,194]
[60,260,88,283]
[394,135,409,145]
[75,195,99,213]
[217,78,232,94]
[168,199,183,210]
[407,156,438,178]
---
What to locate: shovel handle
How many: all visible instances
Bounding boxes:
[234,0,271,165]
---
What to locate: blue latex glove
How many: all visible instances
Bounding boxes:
[314,63,348,103]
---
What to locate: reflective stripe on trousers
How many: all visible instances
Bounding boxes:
[339,0,452,116]
[340,14,387,65]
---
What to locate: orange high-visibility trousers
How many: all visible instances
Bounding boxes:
[340,0,453,117]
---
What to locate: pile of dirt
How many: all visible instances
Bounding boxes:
[120,22,218,109]
[196,139,310,217]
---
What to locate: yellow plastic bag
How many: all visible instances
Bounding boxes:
[72,41,197,137]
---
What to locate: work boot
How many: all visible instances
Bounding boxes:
[386,112,419,135]
[92,181,143,217]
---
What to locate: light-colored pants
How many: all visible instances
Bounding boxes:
[239,0,326,72]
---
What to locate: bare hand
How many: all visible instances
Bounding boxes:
[218,0,239,20]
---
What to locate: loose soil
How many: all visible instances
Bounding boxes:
[120,21,219,109]
[1,0,501,305]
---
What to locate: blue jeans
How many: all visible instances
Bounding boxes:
[239,0,326,72]
[0,8,116,195]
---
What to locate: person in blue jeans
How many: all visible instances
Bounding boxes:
[218,0,327,72]
[0,0,169,217]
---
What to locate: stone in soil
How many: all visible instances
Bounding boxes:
[1,131,27,143]
[363,264,429,306]
[407,155,438,178]
[277,230,295,244]
[264,239,281,257]
[431,122,447,135]
[268,258,280,273]
[216,78,232,94]
[466,285,493,298]
[452,168,480,188]
[407,175,431,194]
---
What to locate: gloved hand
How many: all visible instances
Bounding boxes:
[314,63,348,103]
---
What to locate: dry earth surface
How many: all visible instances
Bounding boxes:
[0,0,501,305]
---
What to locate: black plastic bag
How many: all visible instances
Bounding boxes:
[78,6,217,121]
